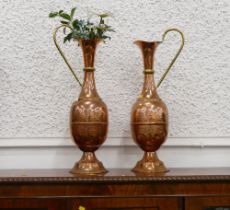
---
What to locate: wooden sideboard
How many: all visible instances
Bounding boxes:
[0,168,230,210]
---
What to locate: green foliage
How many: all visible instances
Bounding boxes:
[49,7,114,43]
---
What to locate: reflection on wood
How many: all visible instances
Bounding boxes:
[0,209,47,210]
[205,207,230,210]
[94,208,158,210]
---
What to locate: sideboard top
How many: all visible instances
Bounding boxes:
[0,168,230,183]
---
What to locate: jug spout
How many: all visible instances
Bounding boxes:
[134,40,159,70]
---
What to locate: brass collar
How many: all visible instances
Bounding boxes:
[143,69,154,74]
[84,67,95,72]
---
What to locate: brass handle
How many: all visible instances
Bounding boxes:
[53,25,82,87]
[157,28,185,88]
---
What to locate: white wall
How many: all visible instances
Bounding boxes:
[0,0,230,169]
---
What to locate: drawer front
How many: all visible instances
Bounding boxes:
[69,197,179,210]
[0,198,67,210]
[185,196,230,210]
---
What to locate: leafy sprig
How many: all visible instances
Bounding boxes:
[49,8,114,43]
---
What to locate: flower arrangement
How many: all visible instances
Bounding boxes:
[49,7,114,43]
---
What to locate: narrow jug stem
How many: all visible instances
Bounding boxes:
[79,70,99,98]
[141,74,157,98]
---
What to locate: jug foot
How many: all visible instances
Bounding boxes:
[132,152,168,174]
[70,152,107,175]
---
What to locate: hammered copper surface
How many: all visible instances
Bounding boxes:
[131,40,168,173]
[70,39,108,174]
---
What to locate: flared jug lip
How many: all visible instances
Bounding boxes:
[73,37,102,40]
[134,40,163,44]
[74,38,103,44]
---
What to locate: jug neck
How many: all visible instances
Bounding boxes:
[78,39,101,99]
[135,40,159,69]
[135,40,159,98]
[78,39,101,67]
[79,69,99,98]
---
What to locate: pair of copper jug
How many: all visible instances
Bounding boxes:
[53,27,184,174]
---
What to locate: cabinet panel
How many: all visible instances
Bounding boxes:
[185,196,230,210]
[69,197,179,210]
[0,198,67,210]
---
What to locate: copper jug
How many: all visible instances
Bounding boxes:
[53,26,108,174]
[131,28,184,173]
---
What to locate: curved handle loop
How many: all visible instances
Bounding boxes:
[53,25,82,87]
[157,28,185,88]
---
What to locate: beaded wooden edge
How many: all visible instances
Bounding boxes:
[0,175,230,184]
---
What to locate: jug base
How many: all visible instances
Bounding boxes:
[70,152,108,175]
[132,152,168,174]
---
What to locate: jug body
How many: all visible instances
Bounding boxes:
[131,94,168,152]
